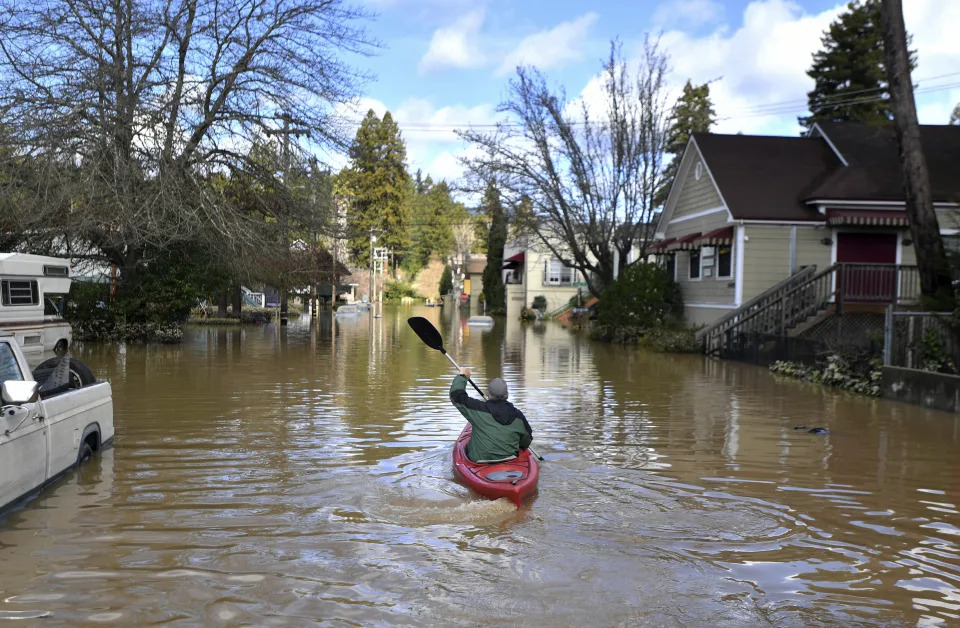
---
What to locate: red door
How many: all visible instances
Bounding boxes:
[836,233,898,302]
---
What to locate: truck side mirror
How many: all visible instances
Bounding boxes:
[1,381,40,405]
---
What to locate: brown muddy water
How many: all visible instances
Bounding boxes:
[1,305,959,626]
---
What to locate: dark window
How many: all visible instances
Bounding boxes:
[665,254,676,280]
[43,265,69,277]
[1,280,39,306]
[45,294,65,316]
[689,250,701,279]
[717,245,732,278]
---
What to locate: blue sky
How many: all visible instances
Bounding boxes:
[329,0,960,189]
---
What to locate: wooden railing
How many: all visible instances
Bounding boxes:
[699,264,920,356]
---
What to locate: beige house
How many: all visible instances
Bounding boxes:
[502,239,589,315]
[654,122,960,328]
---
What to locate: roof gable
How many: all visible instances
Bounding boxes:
[656,137,729,234]
[807,122,960,203]
[693,133,842,222]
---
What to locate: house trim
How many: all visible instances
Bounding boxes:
[685,303,738,310]
[807,199,960,209]
[737,219,826,226]
[657,137,733,231]
[808,122,849,167]
[668,206,728,225]
[734,224,745,305]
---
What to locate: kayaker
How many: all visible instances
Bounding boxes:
[450,368,533,463]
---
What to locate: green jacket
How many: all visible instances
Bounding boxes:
[449,375,533,463]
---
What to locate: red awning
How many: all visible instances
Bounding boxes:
[650,238,676,252]
[696,226,734,246]
[502,251,525,269]
[826,209,909,227]
[668,232,702,251]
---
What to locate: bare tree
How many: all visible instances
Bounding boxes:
[880,0,955,308]
[459,37,671,296]
[0,0,373,286]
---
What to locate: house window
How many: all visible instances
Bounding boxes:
[1,280,39,306]
[689,249,701,279]
[716,244,733,279]
[543,259,574,285]
[695,162,703,181]
[665,254,676,281]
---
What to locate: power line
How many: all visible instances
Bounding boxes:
[349,71,960,133]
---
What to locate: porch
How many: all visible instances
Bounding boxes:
[697,262,920,361]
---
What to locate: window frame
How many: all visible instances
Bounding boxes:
[715,243,733,280]
[1,280,40,307]
[0,342,24,383]
[688,249,702,280]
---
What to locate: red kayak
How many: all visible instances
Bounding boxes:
[452,424,539,507]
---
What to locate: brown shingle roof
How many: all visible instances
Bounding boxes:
[692,133,841,221]
[808,122,960,203]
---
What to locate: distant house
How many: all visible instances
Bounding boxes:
[501,238,590,315]
[653,122,960,328]
[462,254,486,300]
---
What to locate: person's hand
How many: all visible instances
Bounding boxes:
[460,367,471,379]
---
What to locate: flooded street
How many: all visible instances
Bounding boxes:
[2,305,959,626]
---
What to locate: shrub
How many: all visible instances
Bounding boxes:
[595,262,682,330]
[770,354,882,397]
[532,295,547,311]
[520,307,539,320]
[383,280,419,301]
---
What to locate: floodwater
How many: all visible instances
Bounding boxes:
[2,305,959,626]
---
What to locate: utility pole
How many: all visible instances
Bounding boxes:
[881,0,955,309]
[265,112,310,325]
[369,228,376,305]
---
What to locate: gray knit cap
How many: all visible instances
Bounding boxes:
[488,378,508,400]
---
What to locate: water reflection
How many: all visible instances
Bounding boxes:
[0,305,958,625]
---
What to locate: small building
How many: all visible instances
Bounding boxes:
[501,240,589,315]
[462,254,487,300]
[653,122,960,331]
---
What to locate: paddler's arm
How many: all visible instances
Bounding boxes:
[516,409,533,450]
[449,372,488,420]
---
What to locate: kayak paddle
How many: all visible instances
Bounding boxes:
[406,316,544,461]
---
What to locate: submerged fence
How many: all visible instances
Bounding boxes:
[883,309,960,371]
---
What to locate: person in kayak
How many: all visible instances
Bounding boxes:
[450,368,533,463]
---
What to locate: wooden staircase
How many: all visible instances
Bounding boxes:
[697,263,919,358]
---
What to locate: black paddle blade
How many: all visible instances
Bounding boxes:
[407,316,445,352]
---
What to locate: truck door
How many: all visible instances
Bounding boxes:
[0,343,48,508]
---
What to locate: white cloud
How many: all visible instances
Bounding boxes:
[418,10,486,74]
[496,13,599,76]
[653,0,725,29]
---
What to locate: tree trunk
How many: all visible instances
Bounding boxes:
[881,0,955,309]
[232,284,243,314]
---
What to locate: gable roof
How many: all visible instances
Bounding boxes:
[692,133,841,221]
[807,122,960,203]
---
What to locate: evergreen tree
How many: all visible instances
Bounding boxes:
[950,103,960,125]
[481,181,507,314]
[342,110,410,265]
[800,0,914,129]
[655,80,716,206]
[407,178,457,271]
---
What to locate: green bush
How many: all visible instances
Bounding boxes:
[770,354,882,397]
[383,280,419,301]
[595,262,682,330]
[520,307,539,320]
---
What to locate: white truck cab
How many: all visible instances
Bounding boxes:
[0,334,113,513]
[0,253,73,358]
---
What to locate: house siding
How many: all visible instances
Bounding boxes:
[669,151,725,222]
[741,224,832,303]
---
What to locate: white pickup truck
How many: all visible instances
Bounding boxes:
[0,334,113,513]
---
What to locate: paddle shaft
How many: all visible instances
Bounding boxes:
[442,351,544,462]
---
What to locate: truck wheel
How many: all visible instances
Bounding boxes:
[77,442,93,465]
[54,339,69,356]
[33,357,97,388]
